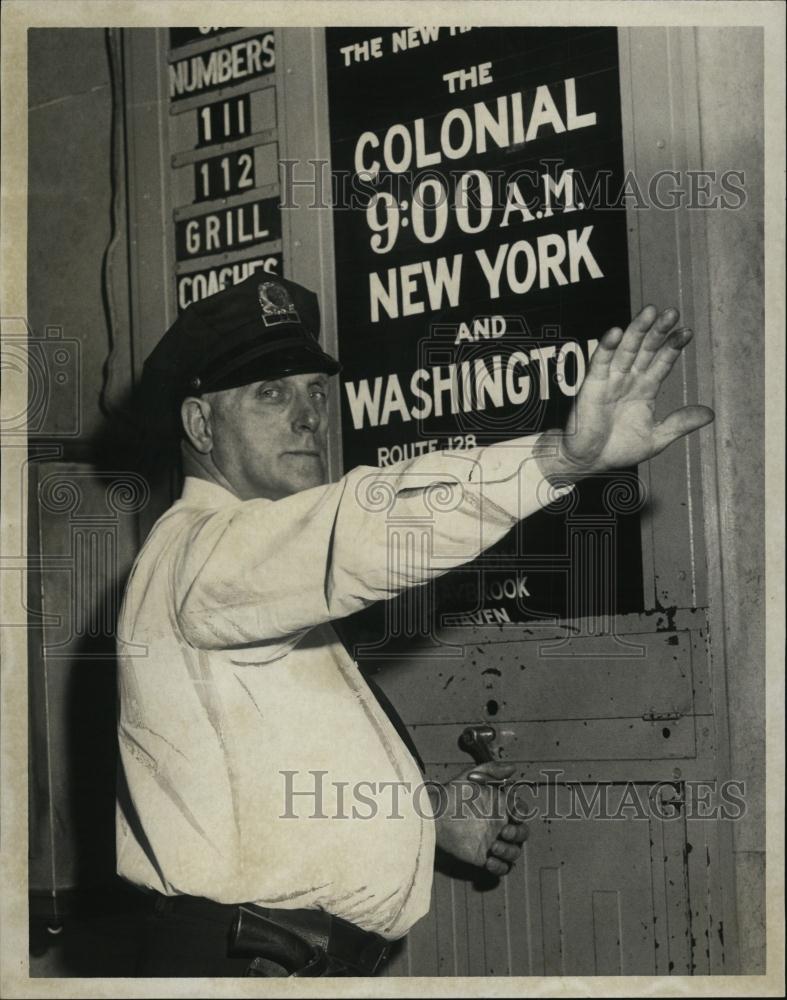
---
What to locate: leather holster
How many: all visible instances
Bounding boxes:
[228,905,329,977]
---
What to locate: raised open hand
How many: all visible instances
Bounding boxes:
[537,306,715,480]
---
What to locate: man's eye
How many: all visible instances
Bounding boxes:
[260,387,282,400]
[310,388,327,400]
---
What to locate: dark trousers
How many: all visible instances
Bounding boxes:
[136,894,382,977]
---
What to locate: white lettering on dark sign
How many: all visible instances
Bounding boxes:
[177,256,282,310]
[175,198,281,260]
[169,34,275,99]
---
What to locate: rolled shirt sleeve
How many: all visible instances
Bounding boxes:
[174,432,571,650]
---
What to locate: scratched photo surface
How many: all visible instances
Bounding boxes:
[1,3,782,998]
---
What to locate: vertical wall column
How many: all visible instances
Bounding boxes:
[692,26,766,974]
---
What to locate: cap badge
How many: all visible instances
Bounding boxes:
[257,282,301,327]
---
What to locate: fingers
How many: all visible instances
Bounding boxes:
[652,405,715,454]
[614,305,686,375]
[589,306,682,381]
[627,304,660,334]
[586,326,624,377]
[485,857,511,877]
[499,821,528,843]
[639,327,693,393]
[608,304,660,374]
[485,827,528,876]
[489,840,520,863]
[466,762,516,784]
[631,307,680,373]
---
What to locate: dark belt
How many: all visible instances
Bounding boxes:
[152,893,391,976]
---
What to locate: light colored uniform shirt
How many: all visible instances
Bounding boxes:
[115,435,566,939]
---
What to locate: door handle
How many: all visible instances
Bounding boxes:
[458,725,497,764]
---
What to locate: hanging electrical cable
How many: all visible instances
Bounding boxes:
[99,27,128,424]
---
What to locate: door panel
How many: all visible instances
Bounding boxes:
[385,783,726,976]
[377,618,707,768]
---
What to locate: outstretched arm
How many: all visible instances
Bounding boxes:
[173,305,712,653]
[535,305,714,482]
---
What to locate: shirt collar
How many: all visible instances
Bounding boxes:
[180,476,243,508]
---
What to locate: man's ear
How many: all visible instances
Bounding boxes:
[181,396,213,454]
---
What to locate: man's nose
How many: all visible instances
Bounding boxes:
[292,396,321,433]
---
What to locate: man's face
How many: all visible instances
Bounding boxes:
[203,371,330,501]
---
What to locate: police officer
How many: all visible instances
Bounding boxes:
[116,273,713,976]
